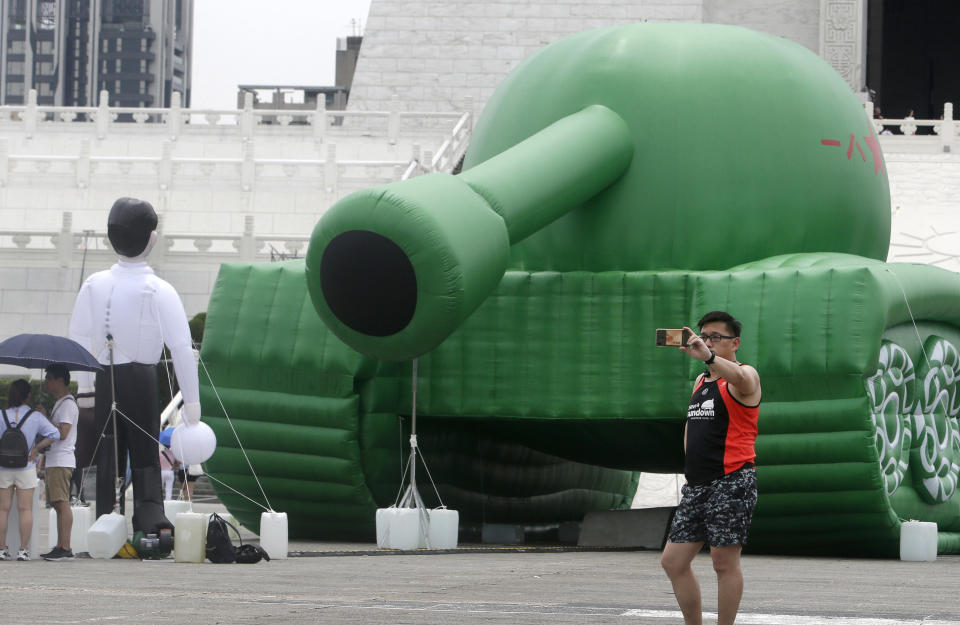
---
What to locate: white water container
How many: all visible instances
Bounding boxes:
[164,499,192,520]
[900,520,938,561]
[428,508,459,549]
[173,512,206,563]
[87,513,128,559]
[48,505,93,553]
[260,511,288,560]
[376,508,399,548]
[388,508,424,550]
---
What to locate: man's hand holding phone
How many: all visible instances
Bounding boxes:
[678,326,712,361]
[656,326,712,361]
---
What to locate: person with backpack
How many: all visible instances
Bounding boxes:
[36,365,79,562]
[0,379,60,561]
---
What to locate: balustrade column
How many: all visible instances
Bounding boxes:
[942,103,956,154]
[241,141,255,191]
[96,90,110,139]
[324,144,338,193]
[240,92,254,142]
[56,212,74,268]
[159,141,173,190]
[24,89,38,138]
[168,91,182,140]
[76,139,90,188]
[238,215,257,261]
[313,97,327,144]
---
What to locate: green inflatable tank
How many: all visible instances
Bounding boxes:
[201,23,960,555]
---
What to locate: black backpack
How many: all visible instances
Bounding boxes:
[205,513,270,564]
[206,513,239,563]
[0,409,34,469]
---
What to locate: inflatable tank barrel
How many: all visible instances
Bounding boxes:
[306,104,633,361]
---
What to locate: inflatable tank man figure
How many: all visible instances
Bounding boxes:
[70,197,201,532]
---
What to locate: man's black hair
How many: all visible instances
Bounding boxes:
[45,363,71,386]
[697,310,742,337]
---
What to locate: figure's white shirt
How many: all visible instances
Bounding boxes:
[69,260,199,405]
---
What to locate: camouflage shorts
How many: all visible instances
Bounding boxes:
[667,467,758,547]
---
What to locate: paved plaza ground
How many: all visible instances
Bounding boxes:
[1,503,957,625]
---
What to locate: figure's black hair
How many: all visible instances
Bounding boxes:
[107,197,158,257]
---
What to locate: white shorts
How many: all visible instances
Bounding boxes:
[0,467,39,489]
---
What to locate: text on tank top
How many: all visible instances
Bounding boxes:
[685,371,759,485]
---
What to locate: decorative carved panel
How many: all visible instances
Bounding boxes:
[820,0,865,90]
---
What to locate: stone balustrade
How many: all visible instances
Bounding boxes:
[864,102,959,154]
[0,90,472,197]
[0,212,308,266]
[0,89,470,146]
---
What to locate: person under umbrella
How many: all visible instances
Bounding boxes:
[35,364,80,561]
[0,379,60,561]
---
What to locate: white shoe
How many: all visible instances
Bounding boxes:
[16,549,29,561]
[0,547,9,561]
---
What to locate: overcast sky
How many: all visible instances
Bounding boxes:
[190,0,373,110]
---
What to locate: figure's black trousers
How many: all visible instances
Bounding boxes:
[94,363,172,532]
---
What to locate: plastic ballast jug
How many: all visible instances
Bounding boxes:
[376,508,399,548]
[260,511,288,560]
[388,508,424,550]
[164,499,192,520]
[900,520,937,561]
[428,508,459,550]
[174,512,206,563]
[87,513,128,559]
[48,505,93,553]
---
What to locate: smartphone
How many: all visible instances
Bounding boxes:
[655,328,692,347]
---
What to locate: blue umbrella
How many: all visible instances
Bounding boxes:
[159,426,175,447]
[0,333,103,372]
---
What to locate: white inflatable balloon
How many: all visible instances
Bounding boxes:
[170,421,217,465]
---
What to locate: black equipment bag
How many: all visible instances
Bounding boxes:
[206,513,240,563]
[235,543,270,564]
[0,409,34,469]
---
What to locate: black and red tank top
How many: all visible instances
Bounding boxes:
[685,371,759,485]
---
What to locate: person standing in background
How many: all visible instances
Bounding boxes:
[38,364,79,562]
[0,379,60,561]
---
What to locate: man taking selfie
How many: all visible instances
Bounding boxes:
[660,310,761,625]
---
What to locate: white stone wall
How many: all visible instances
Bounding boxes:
[703,0,820,52]
[348,0,824,115]
[0,254,219,339]
[350,0,706,115]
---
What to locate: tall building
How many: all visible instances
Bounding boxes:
[0,0,192,107]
